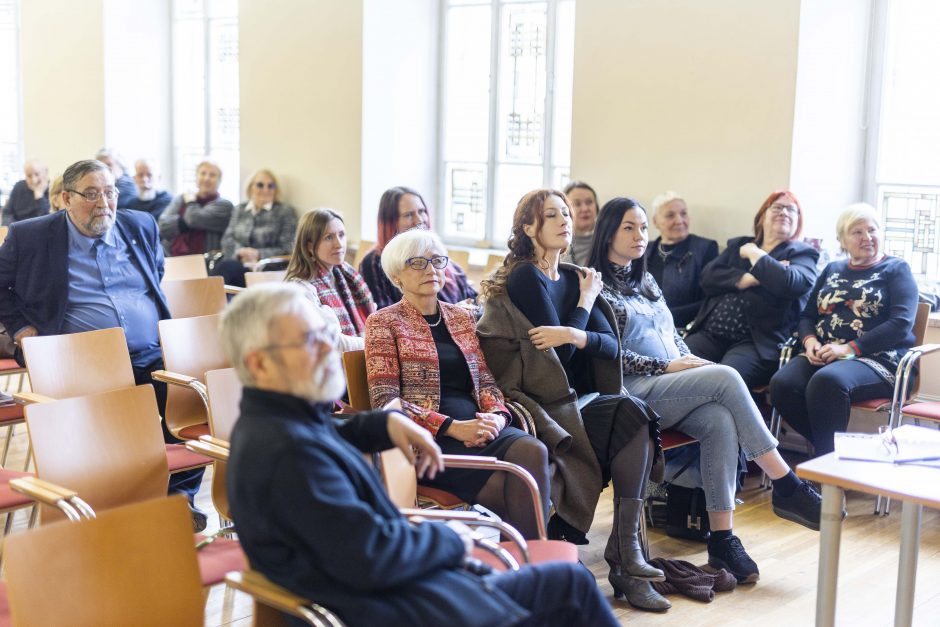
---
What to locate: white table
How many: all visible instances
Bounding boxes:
[796,453,940,627]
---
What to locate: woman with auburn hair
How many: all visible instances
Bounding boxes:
[683,190,819,388]
[477,189,670,612]
[365,228,550,540]
[285,208,375,352]
[590,197,824,584]
[213,169,298,286]
[359,186,476,310]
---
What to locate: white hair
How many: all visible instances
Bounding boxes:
[836,203,883,253]
[380,228,447,282]
[651,191,684,215]
[219,283,318,385]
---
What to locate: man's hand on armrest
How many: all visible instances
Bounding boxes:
[384,401,444,480]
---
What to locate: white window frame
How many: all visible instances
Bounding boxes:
[0,0,23,198]
[437,0,573,247]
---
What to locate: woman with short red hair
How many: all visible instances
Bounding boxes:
[683,190,819,388]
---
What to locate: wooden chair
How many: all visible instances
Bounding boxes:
[448,249,471,272]
[23,385,245,585]
[161,276,227,318]
[163,254,209,281]
[254,255,291,272]
[203,368,242,522]
[4,496,206,627]
[483,252,505,278]
[0,358,29,468]
[245,270,287,287]
[353,240,375,269]
[225,570,346,627]
[153,314,228,440]
[18,327,211,477]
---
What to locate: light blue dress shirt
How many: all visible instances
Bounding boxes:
[61,216,162,366]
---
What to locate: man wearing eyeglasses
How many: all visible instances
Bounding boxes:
[0,158,206,529]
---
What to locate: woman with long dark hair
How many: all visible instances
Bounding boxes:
[477,189,669,612]
[359,186,476,310]
[590,197,824,584]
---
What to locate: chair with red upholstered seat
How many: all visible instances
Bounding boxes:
[17,327,211,477]
[152,314,229,441]
[23,384,245,586]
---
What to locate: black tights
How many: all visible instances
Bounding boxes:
[611,428,654,499]
[476,437,551,540]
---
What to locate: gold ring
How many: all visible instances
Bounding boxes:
[476,430,484,437]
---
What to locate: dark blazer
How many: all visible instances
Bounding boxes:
[228,387,529,627]
[646,233,719,328]
[686,236,819,362]
[0,209,170,339]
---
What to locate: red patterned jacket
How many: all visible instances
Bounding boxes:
[364,299,508,436]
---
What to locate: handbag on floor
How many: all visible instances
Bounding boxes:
[665,484,711,542]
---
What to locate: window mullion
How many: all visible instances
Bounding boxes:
[542,0,557,188]
[203,0,211,155]
[485,0,501,246]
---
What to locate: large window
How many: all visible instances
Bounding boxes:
[0,0,21,198]
[873,0,940,280]
[172,0,239,202]
[440,0,575,246]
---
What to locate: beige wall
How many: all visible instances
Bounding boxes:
[21,0,106,176]
[571,0,802,245]
[239,0,363,239]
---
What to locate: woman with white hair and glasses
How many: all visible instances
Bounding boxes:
[364,229,550,540]
[770,204,918,456]
[646,191,718,328]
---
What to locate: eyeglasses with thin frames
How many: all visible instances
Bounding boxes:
[67,188,119,203]
[769,203,799,215]
[261,327,338,353]
[405,255,449,271]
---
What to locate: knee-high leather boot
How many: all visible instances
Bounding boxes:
[605,497,671,612]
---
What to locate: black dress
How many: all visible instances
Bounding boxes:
[421,315,527,501]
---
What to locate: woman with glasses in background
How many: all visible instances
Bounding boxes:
[683,190,819,388]
[360,186,476,310]
[364,228,550,540]
[159,159,234,257]
[213,169,298,286]
[770,204,918,456]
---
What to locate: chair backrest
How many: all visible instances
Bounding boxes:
[161,276,227,318]
[24,384,169,523]
[163,254,208,281]
[341,350,371,411]
[160,276,228,318]
[4,496,204,627]
[206,368,242,441]
[245,270,287,287]
[448,249,471,272]
[484,253,505,278]
[159,314,229,435]
[23,327,135,399]
[353,240,375,269]
[909,302,931,397]
[379,448,418,509]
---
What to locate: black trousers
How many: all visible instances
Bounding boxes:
[769,356,892,455]
[133,358,205,504]
[684,330,778,388]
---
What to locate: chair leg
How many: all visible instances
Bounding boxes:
[0,424,14,467]
[761,408,783,489]
[21,439,32,472]
[27,504,38,528]
[638,503,650,560]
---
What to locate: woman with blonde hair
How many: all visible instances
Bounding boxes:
[477,189,669,612]
[213,169,298,286]
[285,208,375,351]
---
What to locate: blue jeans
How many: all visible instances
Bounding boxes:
[624,364,778,511]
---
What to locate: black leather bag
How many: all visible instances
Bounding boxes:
[665,484,711,542]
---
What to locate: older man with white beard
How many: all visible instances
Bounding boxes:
[0,158,206,528]
[223,283,619,627]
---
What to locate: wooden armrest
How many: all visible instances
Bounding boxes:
[151,369,198,387]
[9,476,77,503]
[225,285,245,295]
[186,440,230,462]
[199,435,231,450]
[400,508,484,521]
[13,391,55,405]
[911,343,940,357]
[225,570,322,622]
[400,507,530,563]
